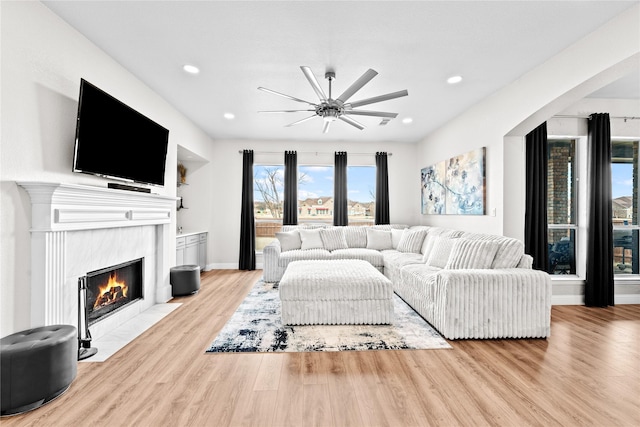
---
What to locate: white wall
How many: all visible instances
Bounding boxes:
[207,139,418,269]
[0,2,214,336]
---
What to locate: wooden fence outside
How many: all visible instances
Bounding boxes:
[256,221,282,237]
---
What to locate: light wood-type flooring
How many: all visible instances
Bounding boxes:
[3,269,639,426]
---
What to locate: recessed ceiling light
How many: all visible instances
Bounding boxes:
[447,75,463,84]
[223,112,235,120]
[183,64,200,74]
[402,117,413,125]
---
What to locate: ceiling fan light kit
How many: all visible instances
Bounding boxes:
[258,66,408,133]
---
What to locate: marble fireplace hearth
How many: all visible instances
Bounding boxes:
[18,182,180,361]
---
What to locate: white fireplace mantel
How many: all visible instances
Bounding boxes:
[17,182,178,331]
[18,181,177,232]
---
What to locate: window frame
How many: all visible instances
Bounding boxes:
[547,138,579,276]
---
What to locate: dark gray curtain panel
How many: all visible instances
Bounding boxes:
[524,122,550,272]
[375,152,390,225]
[239,149,255,270]
[283,151,298,225]
[333,151,348,226]
[586,113,614,307]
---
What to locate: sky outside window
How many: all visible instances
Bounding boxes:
[254,164,375,204]
[611,163,633,199]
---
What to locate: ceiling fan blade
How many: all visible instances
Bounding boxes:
[338,115,365,130]
[258,87,317,106]
[285,115,318,127]
[347,90,409,108]
[258,110,316,113]
[322,120,331,134]
[343,110,398,118]
[301,66,327,102]
[336,69,378,104]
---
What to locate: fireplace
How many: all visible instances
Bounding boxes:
[85,258,144,325]
[18,182,176,342]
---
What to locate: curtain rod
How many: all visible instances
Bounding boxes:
[552,115,640,121]
[238,150,392,156]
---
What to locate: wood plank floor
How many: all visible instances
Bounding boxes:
[4,270,639,426]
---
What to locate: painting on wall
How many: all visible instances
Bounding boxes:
[421,162,446,214]
[421,147,486,215]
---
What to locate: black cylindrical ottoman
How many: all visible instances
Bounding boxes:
[1,325,77,416]
[170,265,201,296]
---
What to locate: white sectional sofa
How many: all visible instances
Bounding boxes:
[262,224,552,340]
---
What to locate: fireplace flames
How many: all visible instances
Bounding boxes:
[93,273,128,309]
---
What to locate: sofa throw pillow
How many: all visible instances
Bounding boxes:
[491,237,525,268]
[343,226,367,248]
[425,236,459,268]
[420,234,438,262]
[391,228,405,249]
[275,230,302,252]
[299,229,324,250]
[445,239,500,270]
[366,228,393,250]
[320,228,349,251]
[397,229,428,254]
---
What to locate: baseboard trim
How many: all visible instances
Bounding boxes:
[552,295,584,305]
[616,294,640,304]
[207,263,238,270]
[552,294,640,305]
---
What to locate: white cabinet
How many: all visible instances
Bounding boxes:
[184,234,200,266]
[176,232,207,271]
[198,233,207,271]
[176,237,185,266]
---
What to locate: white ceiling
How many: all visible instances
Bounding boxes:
[43,1,639,144]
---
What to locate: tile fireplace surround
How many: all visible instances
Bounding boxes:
[18,182,178,349]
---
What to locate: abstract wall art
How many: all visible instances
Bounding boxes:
[421,147,486,215]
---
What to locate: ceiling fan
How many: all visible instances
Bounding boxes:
[258,66,408,133]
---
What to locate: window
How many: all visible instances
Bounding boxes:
[611,140,639,275]
[347,165,376,225]
[547,139,577,274]
[253,164,284,251]
[253,162,377,250]
[298,165,334,224]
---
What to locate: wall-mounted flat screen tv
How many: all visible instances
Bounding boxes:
[73,79,169,187]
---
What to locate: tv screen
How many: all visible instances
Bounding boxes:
[73,79,169,186]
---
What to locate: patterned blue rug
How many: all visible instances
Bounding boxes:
[206,280,451,353]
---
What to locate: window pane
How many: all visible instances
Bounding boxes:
[298,165,334,224]
[548,228,576,275]
[611,140,638,226]
[611,140,639,274]
[347,166,375,225]
[613,229,639,274]
[547,140,576,225]
[254,165,284,251]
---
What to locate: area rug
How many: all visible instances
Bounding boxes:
[206,280,451,353]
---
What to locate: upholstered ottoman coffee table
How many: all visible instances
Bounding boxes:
[279,259,394,325]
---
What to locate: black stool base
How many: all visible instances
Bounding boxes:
[1,384,70,417]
